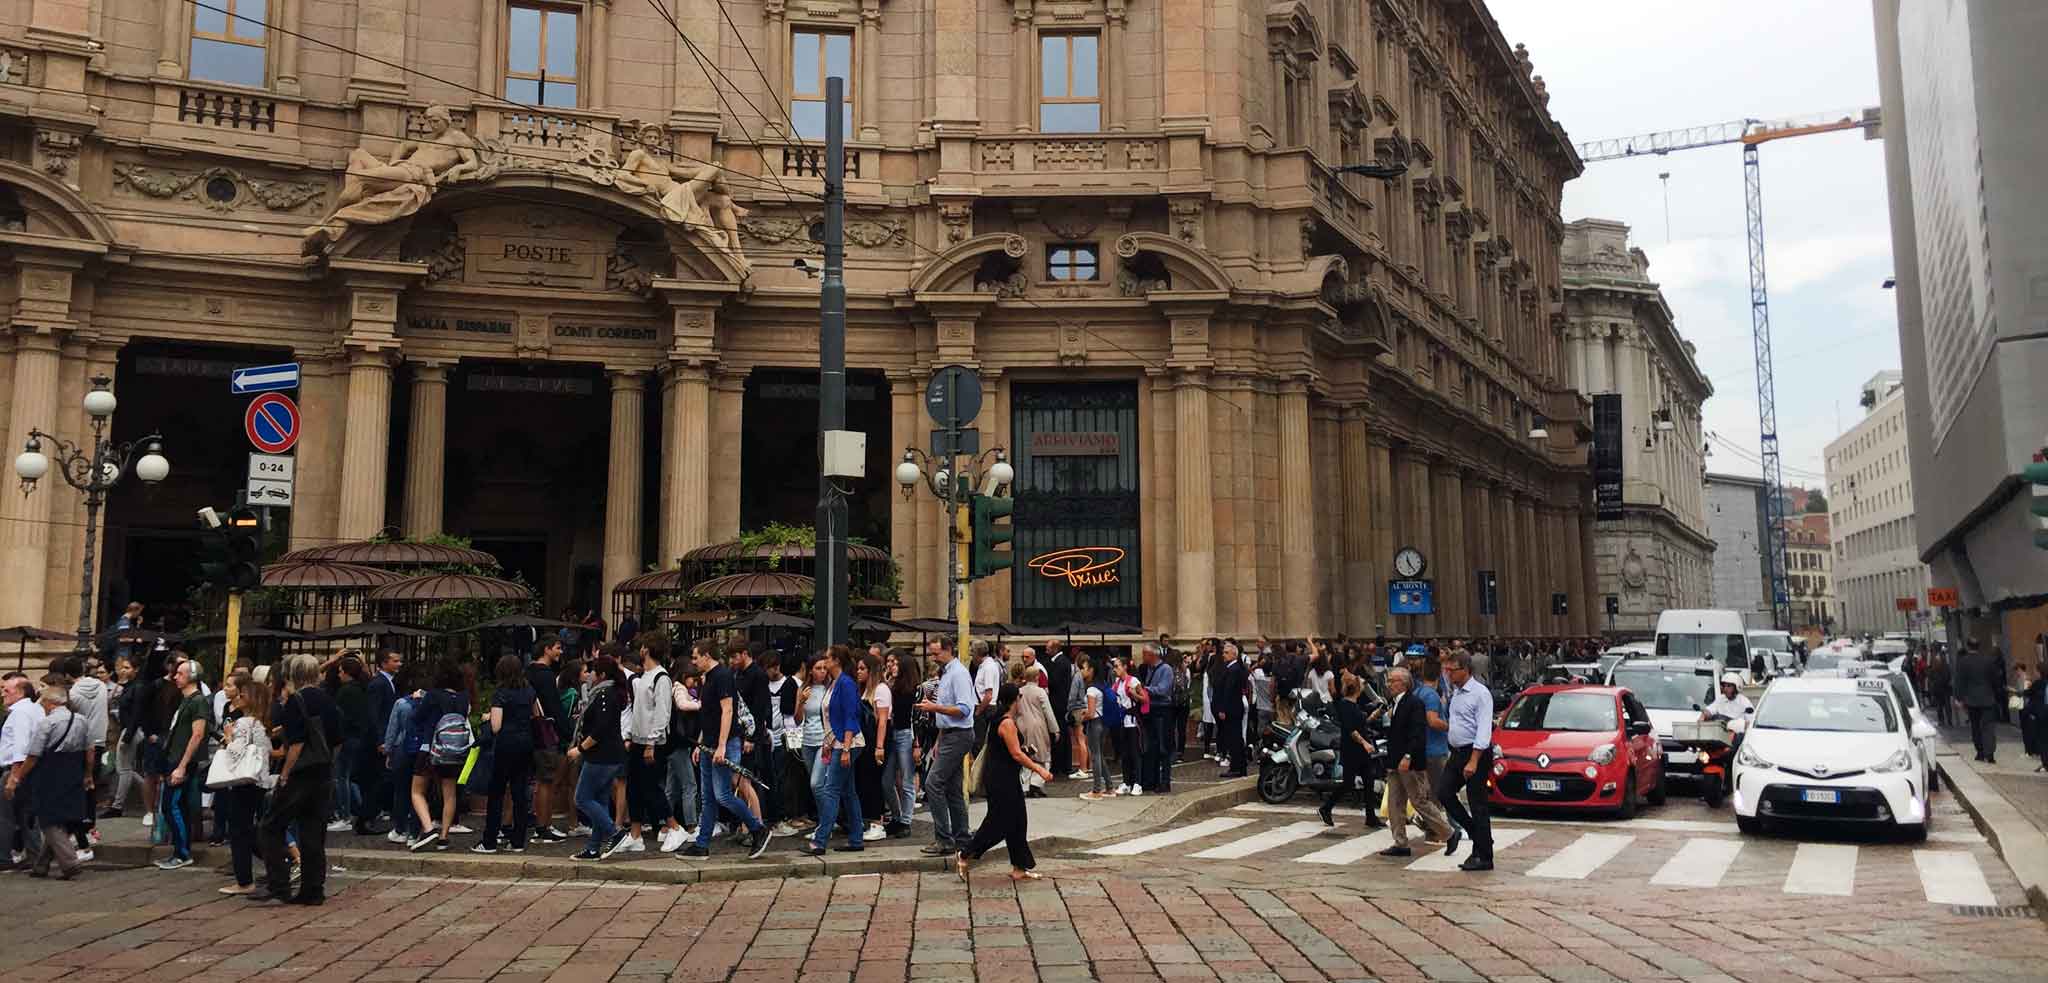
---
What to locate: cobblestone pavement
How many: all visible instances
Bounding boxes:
[8,790,2046,983]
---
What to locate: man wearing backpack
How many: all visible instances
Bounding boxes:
[622,639,678,853]
[679,640,771,859]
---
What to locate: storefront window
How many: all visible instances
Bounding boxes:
[506,2,579,108]
[1040,34,1101,132]
[189,0,268,88]
[791,30,854,139]
[1047,244,1099,281]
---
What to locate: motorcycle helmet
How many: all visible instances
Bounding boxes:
[1719,670,1743,692]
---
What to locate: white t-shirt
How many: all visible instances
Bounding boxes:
[870,682,893,724]
[1117,677,1141,728]
[1308,669,1335,702]
[974,658,1004,706]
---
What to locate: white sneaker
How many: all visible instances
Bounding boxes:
[1068,771,1089,780]
[325,819,353,833]
[1128,786,1143,797]
[76,848,94,863]
[386,830,408,845]
[772,821,803,837]
[448,824,474,835]
[659,827,686,852]
[622,836,646,853]
[864,824,886,841]
[140,812,154,828]
[569,824,592,837]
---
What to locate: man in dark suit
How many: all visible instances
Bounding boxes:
[1956,642,2005,763]
[1043,641,1075,777]
[353,649,400,834]
[1213,641,1249,777]
[1379,667,1453,856]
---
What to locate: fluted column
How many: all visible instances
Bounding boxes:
[1175,371,1216,635]
[1010,0,1033,131]
[1,330,59,627]
[859,0,882,141]
[1396,446,1435,636]
[707,373,745,542]
[1435,466,1466,636]
[589,0,611,108]
[1366,433,1395,635]
[1338,411,1373,636]
[337,350,394,540]
[1466,478,1494,637]
[1517,497,1539,637]
[661,364,711,566]
[604,370,646,601]
[1495,490,1520,634]
[1563,506,1589,636]
[1278,382,1316,636]
[402,363,447,537]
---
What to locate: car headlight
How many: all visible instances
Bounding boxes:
[1588,743,1617,765]
[1871,749,1913,774]
[1491,743,1503,758]
[1734,744,1772,769]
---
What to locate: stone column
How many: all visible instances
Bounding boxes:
[859,0,883,142]
[1338,410,1372,636]
[661,364,711,566]
[1466,477,1494,637]
[1563,506,1589,636]
[603,370,646,602]
[1010,0,1033,131]
[1495,489,1519,634]
[337,349,394,540]
[889,374,920,615]
[1105,0,1128,130]
[707,372,745,542]
[275,0,303,93]
[1397,446,1434,636]
[347,0,408,95]
[290,357,346,550]
[589,0,611,108]
[156,0,183,75]
[401,363,447,538]
[0,329,59,627]
[1174,371,1216,636]
[1366,432,1395,635]
[1277,382,1316,636]
[477,0,500,102]
[1435,466,1466,636]
[933,0,978,125]
[1517,497,1539,637]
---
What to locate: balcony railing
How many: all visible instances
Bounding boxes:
[973,133,1163,175]
[780,145,859,179]
[176,87,279,132]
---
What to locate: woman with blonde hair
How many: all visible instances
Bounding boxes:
[216,673,274,895]
[1009,657,1057,797]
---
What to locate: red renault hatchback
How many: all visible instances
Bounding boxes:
[1488,684,1666,818]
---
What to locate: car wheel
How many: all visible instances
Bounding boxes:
[1616,772,1638,820]
[1646,769,1667,807]
[1735,814,1762,835]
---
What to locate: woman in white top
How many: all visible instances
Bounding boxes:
[793,657,831,831]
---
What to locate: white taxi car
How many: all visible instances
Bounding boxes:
[1732,676,1937,840]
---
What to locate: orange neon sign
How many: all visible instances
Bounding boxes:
[1027,547,1125,588]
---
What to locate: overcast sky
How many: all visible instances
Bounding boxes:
[1491,0,1895,486]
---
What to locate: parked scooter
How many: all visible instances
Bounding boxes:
[1673,708,1749,808]
[1257,684,1388,804]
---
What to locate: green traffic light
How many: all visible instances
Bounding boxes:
[969,492,1015,579]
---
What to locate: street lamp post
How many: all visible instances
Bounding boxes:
[895,445,1012,656]
[13,375,170,653]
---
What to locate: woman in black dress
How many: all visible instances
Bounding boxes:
[957,683,1054,883]
[1318,675,1385,829]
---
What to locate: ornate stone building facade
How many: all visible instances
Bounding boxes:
[0,0,1593,639]
[1561,219,1712,636]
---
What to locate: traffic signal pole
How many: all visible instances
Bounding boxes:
[815,76,850,646]
[224,593,242,677]
[955,490,970,666]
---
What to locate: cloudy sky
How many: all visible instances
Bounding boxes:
[1491,0,1898,486]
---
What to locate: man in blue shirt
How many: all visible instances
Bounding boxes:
[1141,647,1176,792]
[914,639,976,854]
[1435,652,1494,871]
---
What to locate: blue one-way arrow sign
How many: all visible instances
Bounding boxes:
[231,362,300,394]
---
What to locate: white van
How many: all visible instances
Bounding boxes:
[1655,609,1756,683]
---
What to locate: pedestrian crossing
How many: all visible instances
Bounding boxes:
[1086,810,2007,906]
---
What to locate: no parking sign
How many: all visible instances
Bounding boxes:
[244,392,300,454]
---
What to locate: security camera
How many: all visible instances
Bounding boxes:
[793,258,820,279]
[198,506,222,529]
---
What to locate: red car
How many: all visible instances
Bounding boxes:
[1488,684,1666,818]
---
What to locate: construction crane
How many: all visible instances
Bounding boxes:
[1577,108,1881,632]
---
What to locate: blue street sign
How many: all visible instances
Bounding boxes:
[1389,579,1435,616]
[231,362,301,394]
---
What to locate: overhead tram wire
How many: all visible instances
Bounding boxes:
[697,0,813,145]
[632,0,811,203]
[182,0,819,203]
[643,0,811,164]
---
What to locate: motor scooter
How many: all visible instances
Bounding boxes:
[1257,685,1388,804]
[1672,708,1750,808]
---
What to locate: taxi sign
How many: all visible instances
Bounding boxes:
[1856,678,1889,691]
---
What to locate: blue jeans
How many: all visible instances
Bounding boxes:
[332,739,361,820]
[666,742,699,829]
[574,761,624,853]
[811,746,863,850]
[694,738,762,848]
[161,776,192,860]
[881,729,915,825]
[387,752,418,836]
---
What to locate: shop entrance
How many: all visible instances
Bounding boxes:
[739,368,894,547]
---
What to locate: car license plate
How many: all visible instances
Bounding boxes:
[1527,778,1561,792]
[1802,789,1840,805]
[1664,751,1688,764]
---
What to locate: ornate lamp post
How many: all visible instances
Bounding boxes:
[894,445,1011,636]
[13,375,170,653]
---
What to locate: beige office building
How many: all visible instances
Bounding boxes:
[0,0,1600,641]
[1825,371,1932,635]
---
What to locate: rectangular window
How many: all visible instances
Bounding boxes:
[1040,33,1101,132]
[1048,244,1100,281]
[189,0,268,88]
[505,3,579,108]
[791,29,854,140]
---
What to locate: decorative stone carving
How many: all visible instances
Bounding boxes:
[1620,546,1648,590]
[1169,199,1203,244]
[112,163,325,214]
[609,121,749,273]
[1116,250,1172,297]
[1041,203,1098,242]
[978,142,1014,171]
[303,105,487,252]
[938,202,973,242]
[398,217,465,285]
[35,129,79,178]
[607,233,662,297]
[737,212,904,252]
[0,48,29,85]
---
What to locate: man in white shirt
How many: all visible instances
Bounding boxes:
[1702,672,1754,724]
[0,675,47,867]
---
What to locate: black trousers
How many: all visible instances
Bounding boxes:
[1143,714,1173,790]
[1216,704,1247,774]
[1051,714,1072,777]
[351,743,383,825]
[962,791,1034,870]
[261,772,331,898]
[223,785,264,887]
[1969,706,1999,759]
[625,746,671,827]
[1435,746,1493,861]
[1118,726,1142,789]
[484,749,535,848]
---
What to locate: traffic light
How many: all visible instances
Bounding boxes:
[968,492,1014,579]
[224,506,262,591]
[2028,447,2048,549]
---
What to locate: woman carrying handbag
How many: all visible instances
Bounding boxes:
[208,673,274,895]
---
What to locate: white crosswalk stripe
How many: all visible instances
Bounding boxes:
[1649,838,1745,888]
[1296,828,1395,865]
[1914,850,1996,906]
[1526,833,1635,880]
[1086,817,1254,856]
[1783,843,1858,896]
[1190,821,1331,859]
[1405,827,1535,871]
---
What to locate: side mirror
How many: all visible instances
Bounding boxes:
[1628,720,1653,737]
[1911,720,1937,741]
[1690,702,1702,712]
[1745,706,1755,714]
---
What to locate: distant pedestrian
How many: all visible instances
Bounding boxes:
[956,683,1053,884]
[1079,660,1115,800]
[1956,643,2003,764]
[1318,675,1384,830]
[804,645,865,856]
[251,654,338,905]
[1435,651,1494,872]
[679,641,772,860]
[405,661,472,851]
[0,674,43,869]
[157,659,212,870]
[1926,652,1953,727]
[914,639,975,855]
[1141,645,1175,792]
[881,653,919,837]
[13,683,88,879]
[1212,642,1249,778]
[567,653,632,860]
[1113,658,1147,794]
[1011,660,1057,798]
[1372,668,1451,855]
[216,674,273,895]
[474,655,540,855]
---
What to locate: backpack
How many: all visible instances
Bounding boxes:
[430,712,475,766]
[1170,665,1191,708]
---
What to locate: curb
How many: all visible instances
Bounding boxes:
[1936,749,2048,918]
[92,778,1256,884]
